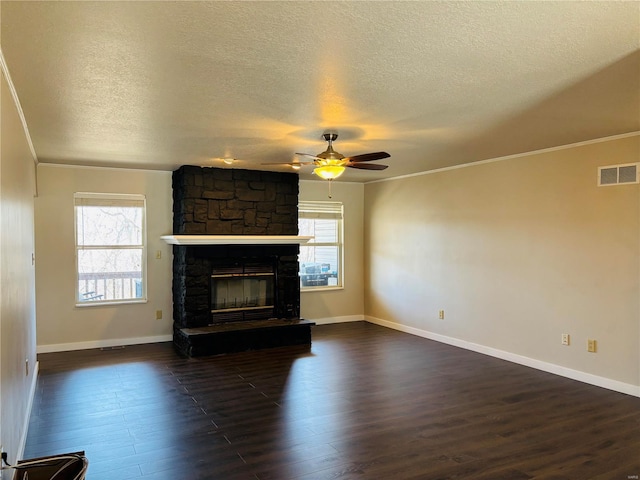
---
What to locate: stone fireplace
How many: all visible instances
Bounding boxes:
[167,166,314,357]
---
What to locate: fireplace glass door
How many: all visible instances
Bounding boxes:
[210,263,275,323]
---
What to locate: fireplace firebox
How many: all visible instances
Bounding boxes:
[172,244,300,329]
[210,261,275,324]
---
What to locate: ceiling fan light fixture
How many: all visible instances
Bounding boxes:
[314,165,345,180]
[260,132,390,188]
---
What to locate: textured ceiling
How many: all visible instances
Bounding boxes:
[1,1,639,182]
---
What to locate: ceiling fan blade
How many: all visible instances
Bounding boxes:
[261,162,314,166]
[347,163,388,170]
[342,152,390,163]
[295,152,322,160]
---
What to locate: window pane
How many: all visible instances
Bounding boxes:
[77,205,143,246]
[299,218,337,243]
[298,218,315,237]
[78,248,143,301]
[312,219,338,243]
[299,246,339,287]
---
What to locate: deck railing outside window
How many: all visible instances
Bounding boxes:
[78,271,143,302]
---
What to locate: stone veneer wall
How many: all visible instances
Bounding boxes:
[172,165,298,235]
[171,166,300,329]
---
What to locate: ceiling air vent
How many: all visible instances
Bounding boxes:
[598,163,639,186]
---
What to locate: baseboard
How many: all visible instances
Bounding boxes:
[17,360,39,462]
[36,334,173,354]
[365,315,640,398]
[34,320,365,352]
[307,315,364,325]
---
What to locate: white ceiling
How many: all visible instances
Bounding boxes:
[1,1,639,182]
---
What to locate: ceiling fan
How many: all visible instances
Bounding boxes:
[264,133,390,181]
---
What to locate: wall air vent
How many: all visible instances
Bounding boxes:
[598,163,639,186]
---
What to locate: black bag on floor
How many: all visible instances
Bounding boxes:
[13,452,87,480]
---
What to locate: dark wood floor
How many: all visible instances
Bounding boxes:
[25,322,640,480]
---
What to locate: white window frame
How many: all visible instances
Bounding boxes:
[74,192,147,306]
[298,201,344,291]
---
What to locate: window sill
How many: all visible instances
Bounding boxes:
[301,286,344,293]
[75,299,148,307]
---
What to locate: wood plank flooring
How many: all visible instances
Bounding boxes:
[24,322,640,479]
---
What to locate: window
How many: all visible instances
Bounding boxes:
[74,193,146,305]
[298,201,343,290]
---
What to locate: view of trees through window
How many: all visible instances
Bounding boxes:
[75,194,146,303]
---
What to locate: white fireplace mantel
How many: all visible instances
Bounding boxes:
[161,235,313,246]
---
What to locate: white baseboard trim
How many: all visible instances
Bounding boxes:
[37,334,173,354]
[307,315,364,325]
[18,360,39,461]
[36,319,365,352]
[365,315,640,398]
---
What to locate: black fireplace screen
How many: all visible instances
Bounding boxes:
[210,262,275,324]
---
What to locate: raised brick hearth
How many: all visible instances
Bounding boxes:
[170,166,314,357]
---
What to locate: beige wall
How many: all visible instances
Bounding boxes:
[297,180,365,323]
[35,165,173,350]
[1,67,38,463]
[364,136,639,391]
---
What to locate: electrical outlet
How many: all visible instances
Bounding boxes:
[156,250,162,259]
[438,310,445,320]
[587,339,597,353]
[561,334,570,346]
[156,310,163,320]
